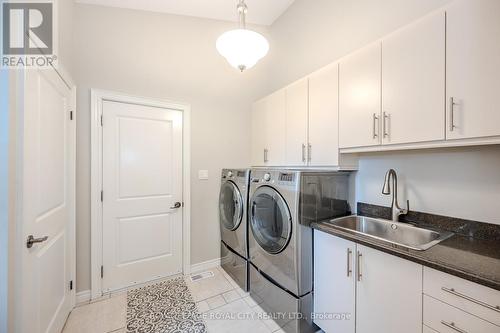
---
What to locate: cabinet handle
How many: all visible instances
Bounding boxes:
[383,112,389,138]
[449,97,458,131]
[441,287,500,313]
[301,144,306,163]
[372,113,379,139]
[440,320,468,333]
[307,143,312,162]
[357,251,362,281]
[346,248,352,277]
[264,149,268,163]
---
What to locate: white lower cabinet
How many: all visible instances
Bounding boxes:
[424,295,499,333]
[313,231,423,333]
[356,244,422,333]
[313,231,356,333]
[423,325,440,333]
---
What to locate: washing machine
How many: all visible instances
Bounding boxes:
[219,168,250,290]
[248,169,351,333]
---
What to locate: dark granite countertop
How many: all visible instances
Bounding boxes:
[311,203,500,291]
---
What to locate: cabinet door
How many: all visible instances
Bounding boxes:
[251,98,267,166]
[339,42,382,148]
[356,245,422,333]
[447,0,500,140]
[313,231,356,333]
[285,79,308,166]
[265,89,286,166]
[382,11,445,145]
[309,64,340,166]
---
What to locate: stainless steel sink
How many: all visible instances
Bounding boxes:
[325,215,454,251]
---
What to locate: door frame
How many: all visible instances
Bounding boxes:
[90,89,191,300]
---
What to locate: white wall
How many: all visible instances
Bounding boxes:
[57,0,75,74]
[355,146,500,224]
[266,0,452,92]
[73,4,269,292]
[265,0,500,226]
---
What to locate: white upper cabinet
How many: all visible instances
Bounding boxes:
[265,89,287,166]
[285,78,308,166]
[251,89,286,166]
[446,0,500,140]
[252,70,357,169]
[339,42,382,149]
[309,64,341,166]
[251,98,267,166]
[382,11,445,145]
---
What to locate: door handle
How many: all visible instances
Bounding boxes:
[357,251,362,281]
[449,97,458,131]
[383,112,389,138]
[346,248,352,277]
[372,113,379,139]
[440,321,468,333]
[170,202,182,209]
[26,235,48,248]
[301,144,306,163]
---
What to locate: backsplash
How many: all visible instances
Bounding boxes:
[357,202,500,241]
[354,146,500,226]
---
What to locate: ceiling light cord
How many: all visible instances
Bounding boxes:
[237,0,248,29]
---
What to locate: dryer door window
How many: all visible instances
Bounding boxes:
[219,181,244,231]
[250,186,292,254]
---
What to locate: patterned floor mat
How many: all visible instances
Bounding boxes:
[126,277,207,333]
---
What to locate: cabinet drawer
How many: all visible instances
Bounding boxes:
[424,295,499,333]
[424,267,500,326]
[423,325,439,333]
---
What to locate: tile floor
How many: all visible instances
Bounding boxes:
[62,266,286,333]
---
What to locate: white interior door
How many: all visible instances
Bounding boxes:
[21,68,75,333]
[102,100,183,292]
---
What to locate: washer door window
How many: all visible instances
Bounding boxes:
[219,181,244,231]
[250,186,292,254]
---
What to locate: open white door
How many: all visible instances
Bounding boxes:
[101,100,183,293]
[20,67,75,333]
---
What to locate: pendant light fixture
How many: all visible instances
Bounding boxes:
[216,0,269,72]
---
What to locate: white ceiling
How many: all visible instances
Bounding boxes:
[74,0,295,26]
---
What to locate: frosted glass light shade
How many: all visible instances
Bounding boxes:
[216,29,269,71]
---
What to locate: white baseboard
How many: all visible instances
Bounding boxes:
[76,290,91,305]
[190,258,220,274]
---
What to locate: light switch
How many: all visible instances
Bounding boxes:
[198,170,209,180]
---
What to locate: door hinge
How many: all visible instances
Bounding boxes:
[100,190,103,202]
[69,280,73,290]
[69,110,73,120]
[100,115,103,126]
[101,265,104,278]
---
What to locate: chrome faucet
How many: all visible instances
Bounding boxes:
[382,169,409,222]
